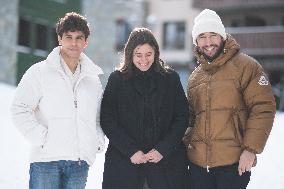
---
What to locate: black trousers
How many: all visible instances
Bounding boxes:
[188,162,251,189]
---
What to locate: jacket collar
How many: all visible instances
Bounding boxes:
[194,34,240,74]
[45,46,103,77]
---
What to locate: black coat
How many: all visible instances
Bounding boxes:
[100,69,189,189]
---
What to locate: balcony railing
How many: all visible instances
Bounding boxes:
[226,26,284,56]
[193,0,284,10]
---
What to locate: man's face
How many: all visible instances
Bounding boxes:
[196,32,223,60]
[58,31,88,60]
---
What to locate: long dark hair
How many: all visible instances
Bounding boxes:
[117,27,170,78]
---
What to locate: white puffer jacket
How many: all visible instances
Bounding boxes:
[11,47,105,165]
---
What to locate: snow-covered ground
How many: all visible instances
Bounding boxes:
[1,82,283,188]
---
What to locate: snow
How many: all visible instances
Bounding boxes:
[1,82,283,189]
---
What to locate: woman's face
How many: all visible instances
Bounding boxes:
[132,43,155,72]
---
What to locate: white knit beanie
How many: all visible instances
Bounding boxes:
[192,9,226,45]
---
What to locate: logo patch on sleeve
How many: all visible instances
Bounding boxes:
[258,75,269,86]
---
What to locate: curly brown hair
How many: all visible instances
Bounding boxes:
[118,27,170,77]
[56,12,90,39]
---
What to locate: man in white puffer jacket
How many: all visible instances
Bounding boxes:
[11,12,105,189]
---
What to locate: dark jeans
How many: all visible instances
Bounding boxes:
[29,160,89,189]
[188,162,251,189]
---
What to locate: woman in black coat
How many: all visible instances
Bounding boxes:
[100,27,189,189]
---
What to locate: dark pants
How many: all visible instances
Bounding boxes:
[188,162,251,189]
[103,160,171,189]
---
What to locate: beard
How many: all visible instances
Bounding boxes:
[198,41,225,62]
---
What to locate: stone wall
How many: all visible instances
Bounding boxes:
[82,0,146,87]
[0,0,18,85]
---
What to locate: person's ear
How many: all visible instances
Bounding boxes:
[84,38,88,48]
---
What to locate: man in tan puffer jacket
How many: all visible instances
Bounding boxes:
[183,9,276,189]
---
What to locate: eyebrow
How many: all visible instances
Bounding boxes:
[64,33,85,38]
[134,51,153,54]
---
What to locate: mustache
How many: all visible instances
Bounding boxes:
[203,44,219,49]
[197,44,219,53]
[197,43,221,53]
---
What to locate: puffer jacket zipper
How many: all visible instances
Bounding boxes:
[73,73,87,163]
[205,74,213,172]
[57,68,84,163]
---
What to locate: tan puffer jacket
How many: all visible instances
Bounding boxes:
[183,34,276,168]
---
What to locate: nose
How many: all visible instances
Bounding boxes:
[204,37,212,47]
[71,39,77,46]
[140,55,147,63]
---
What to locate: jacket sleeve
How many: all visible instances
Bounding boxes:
[155,72,189,158]
[241,59,276,154]
[10,64,47,147]
[182,80,195,147]
[100,72,140,158]
[95,80,105,153]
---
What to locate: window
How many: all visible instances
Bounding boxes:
[50,0,67,3]
[231,20,240,27]
[245,16,266,26]
[36,24,48,50]
[18,18,31,47]
[52,28,59,48]
[115,18,131,51]
[163,22,185,50]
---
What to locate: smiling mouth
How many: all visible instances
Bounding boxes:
[68,48,79,51]
[139,63,149,67]
[204,46,215,52]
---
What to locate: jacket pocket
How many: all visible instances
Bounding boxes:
[182,127,193,149]
[232,113,243,145]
